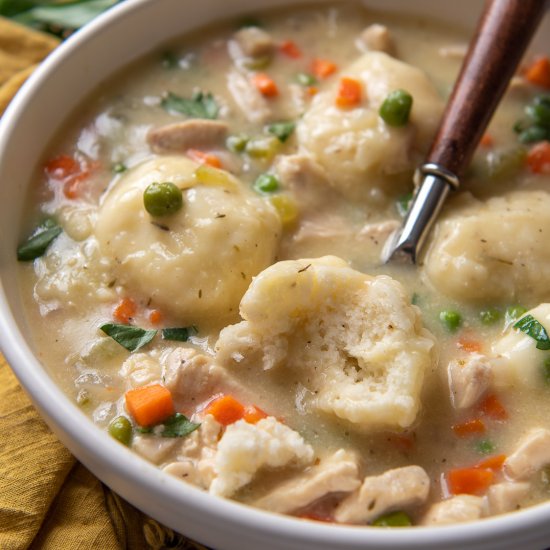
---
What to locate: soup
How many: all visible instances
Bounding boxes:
[16,3,550,527]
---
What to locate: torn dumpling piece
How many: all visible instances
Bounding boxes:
[215,256,436,429]
[95,156,280,325]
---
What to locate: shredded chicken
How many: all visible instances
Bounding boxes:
[485,481,530,515]
[233,27,274,58]
[448,353,492,409]
[504,428,550,480]
[422,495,484,525]
[254,449,361,514]
[334,465,430,524]
[147,120,228,153]
[356,24,395,55]
[227,70,272,123]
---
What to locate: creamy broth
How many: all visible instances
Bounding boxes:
[17,3,550,527]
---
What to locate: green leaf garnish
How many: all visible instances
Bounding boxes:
[396,192,413,217]
[159,413,200,438]
[100,323,157,352]
[514,314,550,350]
[161,91,219,119]
[17,218,62,261]
[161,326,197,342]
[266,121,295,143]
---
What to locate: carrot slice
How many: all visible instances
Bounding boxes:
[478,394,508,421]
[252,73,279,97]
[45,154,90,199]
[307,86,318,97]
[335,77,362,108]
[447,467,494,495]
[125,384,175,427]
[526,141,550,174]
[187,149,223,168]
[452,419,486,438]
[311,58,338,79]
[280,40,302,58]
[113,297,137,324]
[457,337,483,353]
[148,309,163,325]
[206,395,245,425]
[475,454,506,472]
[524,56,550,89]
[243,405,268,424]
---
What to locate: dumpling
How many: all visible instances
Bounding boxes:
[492,304,550,388]
[423,191,550,304]
[95,156,281,324]
[215,256,436,429]
[296,52,443,199]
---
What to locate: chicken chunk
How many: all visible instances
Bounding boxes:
[133,435,180,464]
[485,481,530,515]
[447,353,492,409]
[147,120,228,153]
[210,417,314,497]
[216,257,436,430]
[254,449,361,514]
[334,465,430,524]
[227,70,272,123]
[421,495,484,526]
[356,24,395,55]
[504,428,550,480]
[232,27,274,58]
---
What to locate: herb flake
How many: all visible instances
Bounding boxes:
[161,91,219,119]
[514,314,550,350]
[162,326,197,342]
[17,218,62,261]
[100,323,157,352]
[266,121,295,143]
[159,413,200,438]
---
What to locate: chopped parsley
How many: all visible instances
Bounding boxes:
[514,314,550,350]
[161,91,219,119]
[100,324,157,352]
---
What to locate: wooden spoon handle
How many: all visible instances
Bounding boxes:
[427,0,547,174]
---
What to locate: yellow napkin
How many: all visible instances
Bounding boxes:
[0,18,207,550]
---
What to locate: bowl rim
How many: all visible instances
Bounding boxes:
[1,1,550,548]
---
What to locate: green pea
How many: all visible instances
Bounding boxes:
[372,511,412,527]
[505,305,527,327]
[226,134,249,153]
[254,173,280,194]
[440,310,462,332]
[108,416,132,446]
[476,439,496,455]
[379,89,413,127]
[143,182,183,217]
[112,162,127,174]
[295,72,317,86]
[479,308,501,325]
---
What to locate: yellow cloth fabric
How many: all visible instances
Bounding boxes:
[0,18,207,550]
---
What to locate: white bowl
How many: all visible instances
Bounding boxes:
[1,1,549,548]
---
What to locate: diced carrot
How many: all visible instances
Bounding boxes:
[452,419,486,438]
[526,141,550,174]
[335,77,362,108]
[187,149,223,168]
[125,384,175,427]
[311,58,338,79]
[45,154,90,199]
[113,297,137,324]
[479,133,494,148]
[524,56,550,89]
[478,394,508,421]
[252,73,279,97]
[475,454,506,472]
[280,40,302,59]
[148,309,163,325]
[457,337,483,353]
[307,86,318,97]
[243,405,268,424]
[447,466,494,495]
[205,395,245,425]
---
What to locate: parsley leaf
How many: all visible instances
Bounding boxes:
[396,192,413,217]
[161,91,219,119]
[100,324,157,352]
[159,413,200,438]
[514,314,550,350]
[161,326,198,342]
[17,218,62,261]
[266,121,295,143]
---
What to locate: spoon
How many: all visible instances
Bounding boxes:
[384,0,547,264]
